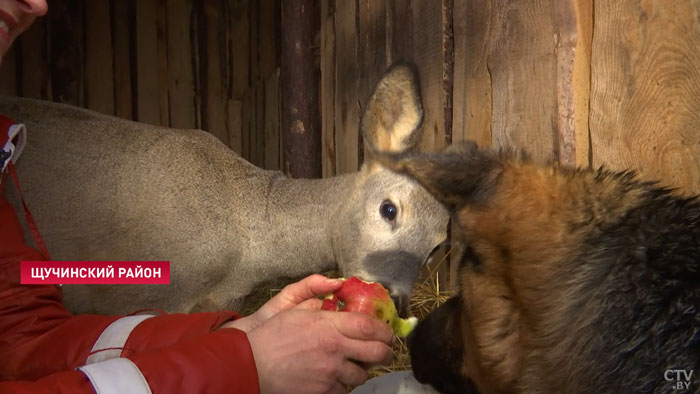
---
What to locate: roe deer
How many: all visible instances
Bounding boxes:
[1,64,448,315]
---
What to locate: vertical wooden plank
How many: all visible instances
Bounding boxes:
[167,0,197,129]
[85,0,115,115]
[259,0,280,169]
[229,99,243,154]
[590,0,700,194]
[156,0,169,126]
[358,0,387,103]
[255,79,265,167]
[18,18,48,99]
[111,0,133,120]
[135,0,161,124]
[241,87,251,159]
[247,82,259,165]
[334,0,360,174]
[411,0,446,155]
[280,0,321,178]
[200,0,231,145]
[442,0,456,291]
[449,0,468,292]
[0,46,18,95]
[452,0,492,148]
[572,0,592,168]
[247,83,258,164]
[248,0,260,85]
[554,0,592,167]
[386,0,413,64]
[278,76,284,170]
[230,0,249,100]
[230,0,249,156]
[49,0,84,106]
[258,0,280,80]
[411,0,448,289]
[264,69,280,170]
[485,0,558,160]
[442,0,454,147]
[357,0,387,164]
[246,0,259,164]
[321,0,336,177]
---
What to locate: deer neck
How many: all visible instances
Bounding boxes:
[244,171,357,278]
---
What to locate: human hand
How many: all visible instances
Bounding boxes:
[247,308,393,394]
[222,274,344,333]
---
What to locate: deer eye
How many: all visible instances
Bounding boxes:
[380,200,397,222]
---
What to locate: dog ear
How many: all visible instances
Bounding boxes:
[375,141,502,210]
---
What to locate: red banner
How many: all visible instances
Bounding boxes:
[20,261,171,284]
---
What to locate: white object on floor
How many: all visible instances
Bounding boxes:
[351,371,440,394]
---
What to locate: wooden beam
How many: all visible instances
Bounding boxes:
[49,0,84,106]
[111,0,133,120]
[167,0,197,129]
[264,69,280,170]
[321,0,336,177]
[156,0,169,126]
[280,0,321,178]
[357,0,387,165]
[452,0,492,148]
[334,0,360,175]
[85,0,115,115]
[200,0,231,145]
[135,0,161,125]
[228,99,243,154]
[442,0,455,146]
[18,18,48,99]
[0,45,18,96]
[555,0,591,167]
[228,0,250,155]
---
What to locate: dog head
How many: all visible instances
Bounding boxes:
[379,141,673,393]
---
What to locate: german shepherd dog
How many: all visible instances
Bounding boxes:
[378,142,699,394]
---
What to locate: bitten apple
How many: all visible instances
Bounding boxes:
[321,277,417,337]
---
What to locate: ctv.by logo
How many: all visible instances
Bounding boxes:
[665,369,694,391]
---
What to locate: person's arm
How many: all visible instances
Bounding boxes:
[0,370,96,394]
[1,192,261,394]
[0,328,259,394]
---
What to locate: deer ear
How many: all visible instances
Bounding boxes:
[361,63,423,154]
[375,141,502,210]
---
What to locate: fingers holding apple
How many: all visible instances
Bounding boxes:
[321,277,418,337]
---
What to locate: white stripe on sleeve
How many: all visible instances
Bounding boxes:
[86,314,155,364]
[79,358,152,394]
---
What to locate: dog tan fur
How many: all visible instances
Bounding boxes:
[380,142,699,394]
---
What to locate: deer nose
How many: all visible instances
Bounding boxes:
[391,293,410,318]
[378,281,411,318]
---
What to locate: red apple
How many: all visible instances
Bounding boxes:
[322,277,417,337]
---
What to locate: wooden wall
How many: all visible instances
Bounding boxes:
[4,1,697,190]
[450,0,700,195]
[322,0,700,191]
[0,0,282,170]
[2,0,699,288]
[322,0,451,177]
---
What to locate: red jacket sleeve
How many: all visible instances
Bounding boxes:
[130,328,259,394]
[0,187,260,393]
[0,370,95,394]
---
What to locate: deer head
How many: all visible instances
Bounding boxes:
[331,64,448,316]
